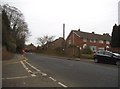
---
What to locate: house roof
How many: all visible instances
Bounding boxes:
[53,37,65,42]
[72,30,111,41]
[25,43,36,49]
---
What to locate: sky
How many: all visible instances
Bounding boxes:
[1,0,120,46]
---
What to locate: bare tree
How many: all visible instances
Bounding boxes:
[37,35,55,46]
[3,4,30,40]
[2,4,30,52]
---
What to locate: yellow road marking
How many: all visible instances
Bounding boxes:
[4,62,19,65]
[2,76,28,80]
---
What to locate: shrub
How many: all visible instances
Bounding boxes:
[82,46,93,54]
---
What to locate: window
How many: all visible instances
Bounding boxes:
[90,46,96,51]
[106,46,109,49]
[98,47,105,50]
[90,39,94,43]
[99,40,103,43]
[93,40,96,43]
[68,40,71,44]
[106,41,110,44]
[90,39,97,43]
[90,39,92,42]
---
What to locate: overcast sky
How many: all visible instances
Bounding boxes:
[1,0,119,46]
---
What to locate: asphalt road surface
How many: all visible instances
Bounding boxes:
[2,53,119,87]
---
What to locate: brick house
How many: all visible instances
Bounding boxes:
[44,37,65,49]
[66,29,111,51]
[25,43,36,52]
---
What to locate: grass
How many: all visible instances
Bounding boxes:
[80,54,94,59]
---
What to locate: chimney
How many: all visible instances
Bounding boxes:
[118,1,120,25]
[78,29,80,31]
[103,33,110,36]
[92,32,95,34]
[63,24,65,39]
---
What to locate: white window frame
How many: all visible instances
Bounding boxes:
[99,40,104,44]
[106,41,110,44]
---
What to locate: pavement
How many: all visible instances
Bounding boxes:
[2,54,61,87]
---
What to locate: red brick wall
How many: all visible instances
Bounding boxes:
[66,32,83,47]
[66,31,110,50]
[73,33,83,47]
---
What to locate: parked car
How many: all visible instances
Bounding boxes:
[93,50,120,65]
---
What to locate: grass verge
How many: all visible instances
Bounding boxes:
[80,54,93,59]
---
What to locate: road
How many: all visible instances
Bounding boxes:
[2,53,118,87]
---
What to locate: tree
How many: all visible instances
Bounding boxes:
[2,4,30,52]
[111,24,120,47]
[82,46,93,54]
[2,8,16,52]
[37,35,55,47]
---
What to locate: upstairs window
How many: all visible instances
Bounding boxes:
[106,41,110,44]
[93,40,97,43]
[90,39,95,43]
[90,39,92,42]
[68,40,71,44]
[99,40,104,44]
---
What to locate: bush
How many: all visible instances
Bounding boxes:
[82,46,93,54]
